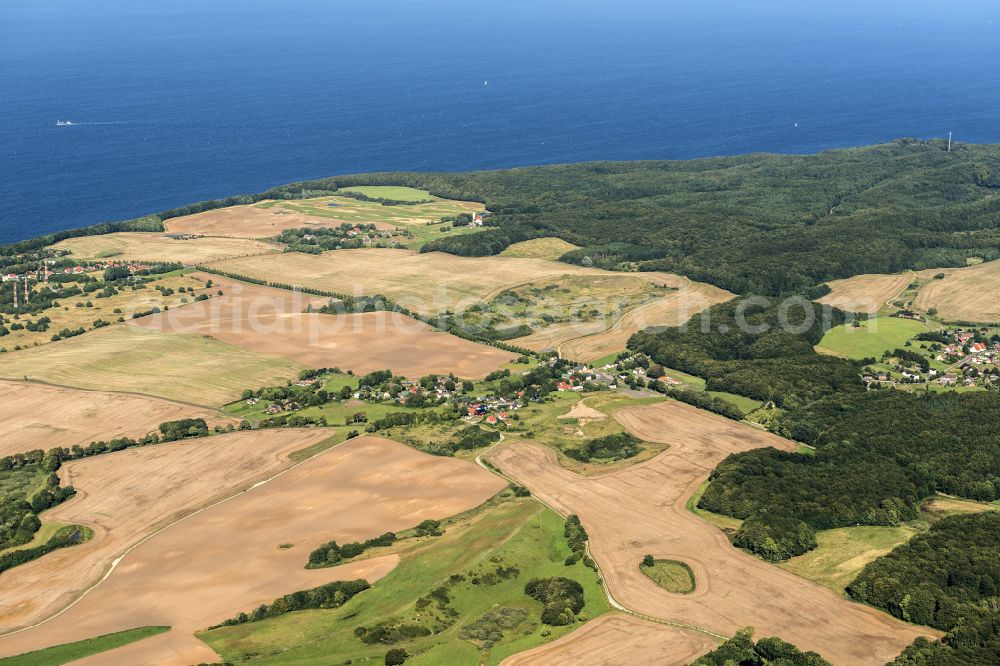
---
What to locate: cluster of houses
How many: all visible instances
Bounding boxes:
[864,329,1000,389]
[935,330,994,362]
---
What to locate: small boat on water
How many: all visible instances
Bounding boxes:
[56,120,75,126]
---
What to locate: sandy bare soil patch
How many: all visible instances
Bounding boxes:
[560,401,607,423]
[0,381,234,456]
[501,614,716,666]
[209,249,613,315]
[488,401,936,665]
[0,428,331,633]
[0,325,304,407]
[53,232,280,264]
[558,280,732,361]
[0,436,506,665]
[133,274,517,379]
[164,204,344,238]
[914,259,1000,322]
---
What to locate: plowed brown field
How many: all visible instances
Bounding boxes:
[488,402,937,665]
[500,614,716,666]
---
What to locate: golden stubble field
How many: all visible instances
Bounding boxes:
[488,401,937,665]
[208,248,612,315]
[0,381,234,456]
[914,259,1000,322]
[52,232,280,264]
[0,436,506,665]
[0,325,305,407]
[206,249,731,351]
[164,193,480,238]
[133,274,518,379]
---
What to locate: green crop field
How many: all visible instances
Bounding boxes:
[198,495,609,665]
[817,316,930,360]
[0,626,170,666]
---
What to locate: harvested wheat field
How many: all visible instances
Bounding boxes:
[501,614,716,666]
[53,232,280,264]
[0,325,304,407]
[209,248,612,315]
[133,275,517,378]
[488,401,937,665]
[0,381,233,456]
[163,204,343,238]
[0,436,506,665]
[817,272,935,314]
[0,428,332,633]
[915,259,1000,322]
[557,280,732,361]
[500,237,580,260]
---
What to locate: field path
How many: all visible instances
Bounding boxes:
[0,436,505,664]
[488,401,937,665]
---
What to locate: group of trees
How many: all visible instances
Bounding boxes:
[158,418,209,441]
[564,432,642,463]
[212,579,371,628]
[307,532,396,568]
[692,628,830,666]
[523,577,586,626]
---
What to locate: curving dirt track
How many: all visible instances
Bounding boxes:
[0,436,506,665]
[500,614,716,666]
[0,380,235,456]
[488,401,937,665]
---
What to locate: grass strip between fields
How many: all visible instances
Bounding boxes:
[0,626,170,666]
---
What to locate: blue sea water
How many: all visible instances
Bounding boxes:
[1,0,999,244]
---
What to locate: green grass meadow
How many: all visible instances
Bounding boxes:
[817,316,930,360]
[198,496,609,665]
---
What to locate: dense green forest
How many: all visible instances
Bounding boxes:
[849,513,1000,665]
